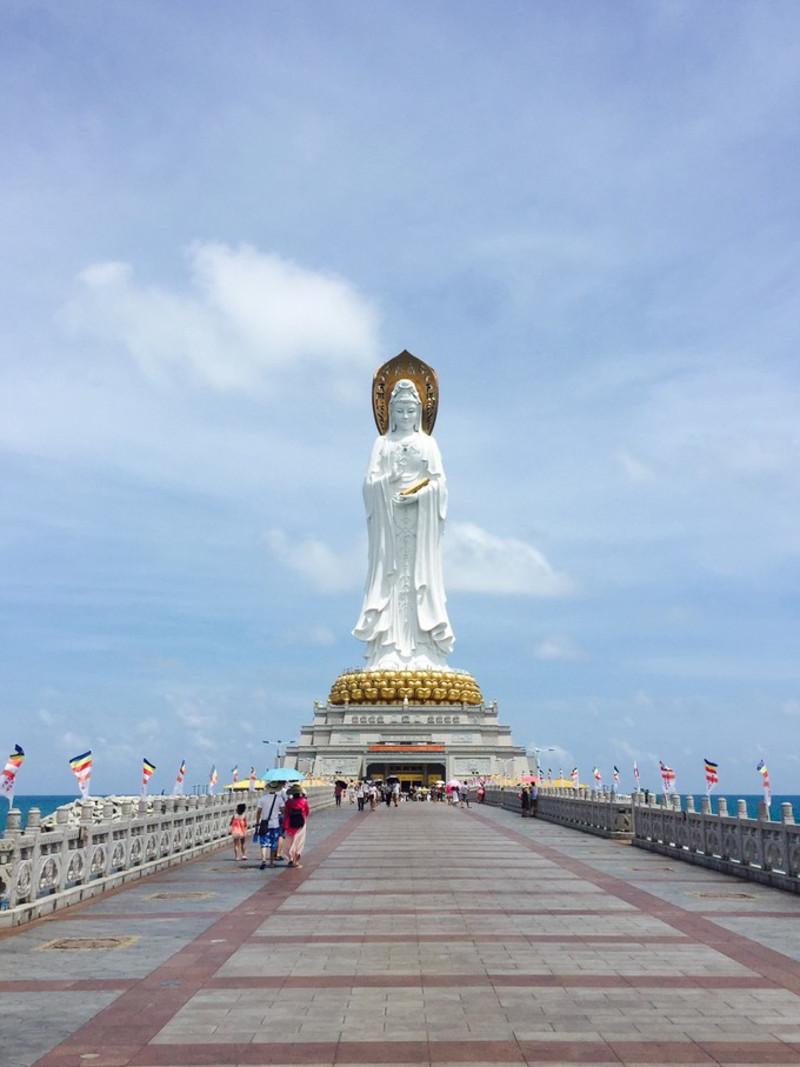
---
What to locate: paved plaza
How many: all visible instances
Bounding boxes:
[4,800,800,1066]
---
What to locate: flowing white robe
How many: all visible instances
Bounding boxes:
[353,429,455,668]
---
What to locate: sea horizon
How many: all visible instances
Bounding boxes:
[3,791,799,832]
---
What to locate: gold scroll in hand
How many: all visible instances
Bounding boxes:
[399,478,430,496]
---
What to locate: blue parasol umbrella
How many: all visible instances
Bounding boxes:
[261,767,305,783]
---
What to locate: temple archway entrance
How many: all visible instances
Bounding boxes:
[365,761,446,790]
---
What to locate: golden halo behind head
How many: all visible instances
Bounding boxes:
[372,350,439,436]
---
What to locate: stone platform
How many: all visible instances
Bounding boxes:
[4,801,800,1065]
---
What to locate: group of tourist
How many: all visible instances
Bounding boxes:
[228,783,310,870]
[519,782,539,817]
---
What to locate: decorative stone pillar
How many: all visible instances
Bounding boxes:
[757,801,770,821]
[718,797,729,817]
[700,796,711,815]
[738,800,749,819]
[781,802,795,824]
[4,808,22,835]
[25,808,42,832]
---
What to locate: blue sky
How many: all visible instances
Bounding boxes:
[2,1,799,797]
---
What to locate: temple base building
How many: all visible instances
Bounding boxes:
[283,668,527,787]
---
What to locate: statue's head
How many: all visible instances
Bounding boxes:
[388,379,422,432]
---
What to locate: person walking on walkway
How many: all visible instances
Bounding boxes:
[519,785,532,818]
[282,785,310,868]
[230,803,248,861]
[257,786,284,869]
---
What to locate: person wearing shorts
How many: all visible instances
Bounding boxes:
[257,786,284,869]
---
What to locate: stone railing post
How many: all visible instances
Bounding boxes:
[4,809,22,836]
[781,802,795,825]
[718,798,729,817]
[25,808,42,833]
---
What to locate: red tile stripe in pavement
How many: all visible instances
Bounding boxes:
[249,931,690,943]
[70,1036,800,1066]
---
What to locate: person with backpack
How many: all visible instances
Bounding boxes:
[257,785,285,869]
[282,785,310,868]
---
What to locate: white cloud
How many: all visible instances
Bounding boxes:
[534,635,586,661]
[63,243,381,392]
[264,521,572,599]
[445,522,573,596]
[264,529,363,593]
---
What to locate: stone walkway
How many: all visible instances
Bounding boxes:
[4,800,800,1066]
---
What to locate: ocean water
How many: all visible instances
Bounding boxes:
[3,792,798,833]
[2,794,78,830]
[684,793,799,821]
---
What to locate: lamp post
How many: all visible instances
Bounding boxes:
[527,746,555,782]
[297,757,316,781]
[262,739,296,768]
[499,757,516,784]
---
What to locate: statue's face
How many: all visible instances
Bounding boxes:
[392,400,419,432]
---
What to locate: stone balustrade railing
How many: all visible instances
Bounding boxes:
[481,786,800,893]
[632,792,800,893]
[482,786,633,837]
[0,786,333,928]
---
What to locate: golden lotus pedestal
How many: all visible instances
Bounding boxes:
[328,668,483,707]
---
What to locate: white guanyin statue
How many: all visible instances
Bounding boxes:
[353,374,455,670]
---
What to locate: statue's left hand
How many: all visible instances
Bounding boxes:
[393,492,417,507]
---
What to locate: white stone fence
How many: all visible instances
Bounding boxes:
[0,786,333,928]
[482,786,800,894]
[483,785,633,838]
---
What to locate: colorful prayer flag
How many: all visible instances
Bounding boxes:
[659,761,676,793]
[570,767,579,789]
[633,761,640,790]
[174,759,186,794]
[704,758,719,793]
[613,765,620,787]
[142,757,156,794]
[69,750,92,798]
[248,766,257,792]
[0,744,25,805]
[757,759,771,806]
[209,764,218,793]
[593,766,602,785]
[231,765,239,783]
